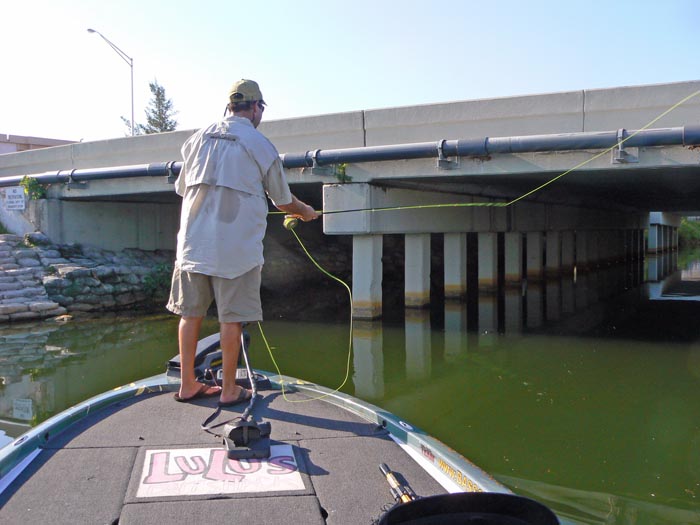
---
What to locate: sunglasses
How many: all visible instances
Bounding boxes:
[257,101,265,112]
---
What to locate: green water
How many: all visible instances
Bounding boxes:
[1,254,700,523]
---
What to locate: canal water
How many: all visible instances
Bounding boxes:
[1,249,699,524]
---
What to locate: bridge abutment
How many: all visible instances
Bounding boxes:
[17,198,179,252]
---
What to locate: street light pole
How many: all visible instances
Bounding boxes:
[87,28,135,136]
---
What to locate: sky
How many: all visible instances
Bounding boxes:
[2,0,698,142]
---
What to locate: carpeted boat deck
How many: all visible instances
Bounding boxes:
[0,386,447,524]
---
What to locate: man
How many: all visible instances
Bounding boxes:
[167,79,318,406]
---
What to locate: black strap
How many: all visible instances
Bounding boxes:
[201,407,244,435]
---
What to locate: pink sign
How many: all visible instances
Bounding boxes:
[137,444,304,497]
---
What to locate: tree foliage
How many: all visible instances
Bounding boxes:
[122,80,178,135]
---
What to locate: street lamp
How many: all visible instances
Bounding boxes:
[87,28,135,136]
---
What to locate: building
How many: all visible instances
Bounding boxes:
[0,134,75,154]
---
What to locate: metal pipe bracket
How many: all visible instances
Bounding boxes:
[437,140,459,170]
[165,161,178,184]
[612,129,638,164]
[66,169,88,189]
[309,149,333,176]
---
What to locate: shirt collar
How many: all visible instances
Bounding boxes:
[224,115,254,128]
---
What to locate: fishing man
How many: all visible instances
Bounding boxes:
[167,79,319,406]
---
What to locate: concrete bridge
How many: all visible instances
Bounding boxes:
[1,80,699,318]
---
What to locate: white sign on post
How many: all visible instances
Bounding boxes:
[13,398,34,420]
[3,187,25,211]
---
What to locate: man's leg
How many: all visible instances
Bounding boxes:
[219,321,249,404]
[177,316,220,399]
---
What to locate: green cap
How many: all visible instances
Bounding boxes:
[228,79,265,105]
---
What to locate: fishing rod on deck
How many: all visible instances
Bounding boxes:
[379,462,418,504]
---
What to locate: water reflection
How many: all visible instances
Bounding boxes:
[0,314,182,440]
[352,320,384,399]
[405,309,432,380]
[648,251,700,300]
[444,301,468,359]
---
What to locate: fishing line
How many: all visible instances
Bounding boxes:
[257,225,353,403]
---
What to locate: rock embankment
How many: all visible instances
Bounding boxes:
[0,233,174,323]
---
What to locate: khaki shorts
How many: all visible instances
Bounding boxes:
[166,264,263,323]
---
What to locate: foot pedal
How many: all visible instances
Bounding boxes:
[223,421,272,459]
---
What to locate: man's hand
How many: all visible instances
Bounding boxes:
[277,196,320,222]
[297,203,319,222]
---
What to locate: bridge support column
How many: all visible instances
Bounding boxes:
[478,232,498,292]
[545,231,561,278]
[604,231,615,264]
[648,224,660,254]
[599,231,610,264]
[618,230,627,262]
[607,231,615,263]
[504,232,522,286]
[674,227,679,250]
[607,231,617,264]
[352,235,383,319]
[588,232,600,268]
[405,233,431,308]
[576,231,588,272]
[627,230,634,260]
[444,232,467,299]
[625,230,637,262]
[526,232,543,282]
[636,229,645,259]
[561,231,575,276]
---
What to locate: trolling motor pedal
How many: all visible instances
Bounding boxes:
[224,420,272,459]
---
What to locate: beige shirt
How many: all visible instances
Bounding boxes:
[174,116,292,279]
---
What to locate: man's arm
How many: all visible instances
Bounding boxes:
[276,195,319,222]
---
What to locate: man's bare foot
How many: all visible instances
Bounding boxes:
[174,383,222,402]
[218,386,252,407]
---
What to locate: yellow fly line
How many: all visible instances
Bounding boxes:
[258,226,353,403]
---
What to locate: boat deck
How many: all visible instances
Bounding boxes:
[0,384,447,524]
